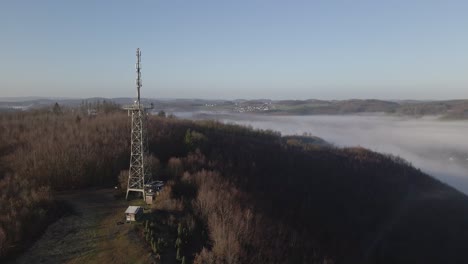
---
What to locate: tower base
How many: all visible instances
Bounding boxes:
[126,188,146,201]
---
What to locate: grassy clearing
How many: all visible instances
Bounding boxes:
[14,189,153,264]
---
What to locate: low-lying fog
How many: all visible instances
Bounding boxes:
[176,112,468,194]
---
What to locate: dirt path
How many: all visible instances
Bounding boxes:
[14,189,153,264]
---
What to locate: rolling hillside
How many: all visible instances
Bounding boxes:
[1,108,468,263]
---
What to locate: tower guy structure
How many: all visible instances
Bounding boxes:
[123,48,153,200]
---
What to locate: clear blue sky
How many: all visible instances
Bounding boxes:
[1,0,467,100]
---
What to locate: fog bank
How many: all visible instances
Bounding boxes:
[178,112,468,194]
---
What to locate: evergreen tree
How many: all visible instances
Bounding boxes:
[157,110,166,117]
[152,241,157,253]
[177,223,183,236]
[175,237,182,248]
[176,247,181,261]
[53,102,62,115]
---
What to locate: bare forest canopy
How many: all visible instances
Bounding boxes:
[1,98,468,119]
[1,106,468,263]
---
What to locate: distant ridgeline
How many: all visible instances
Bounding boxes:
[1,108,468,263]
[1,98,468,119]
[230,99,468,119]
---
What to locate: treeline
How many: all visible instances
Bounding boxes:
[143,117,468,263]
[1,108,129,189]
[0,107,130,259]
[264,99,468,119]
[78,99,121,114]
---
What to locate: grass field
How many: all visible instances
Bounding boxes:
[14,189,153,264]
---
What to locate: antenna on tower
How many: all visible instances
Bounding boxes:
[123,48,154,201]
[136,48,142,103]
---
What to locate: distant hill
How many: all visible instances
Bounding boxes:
[267,99,400,115]
[1,97,468,119]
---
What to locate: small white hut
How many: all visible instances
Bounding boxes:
[125,206,143,222]
[145,192,155,205]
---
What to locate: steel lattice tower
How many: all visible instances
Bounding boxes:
[123,48,153,200]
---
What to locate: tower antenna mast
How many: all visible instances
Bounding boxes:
[123,48,153,200]
[136,48,141,103]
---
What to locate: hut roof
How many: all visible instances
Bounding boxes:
[125,206,142,214]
